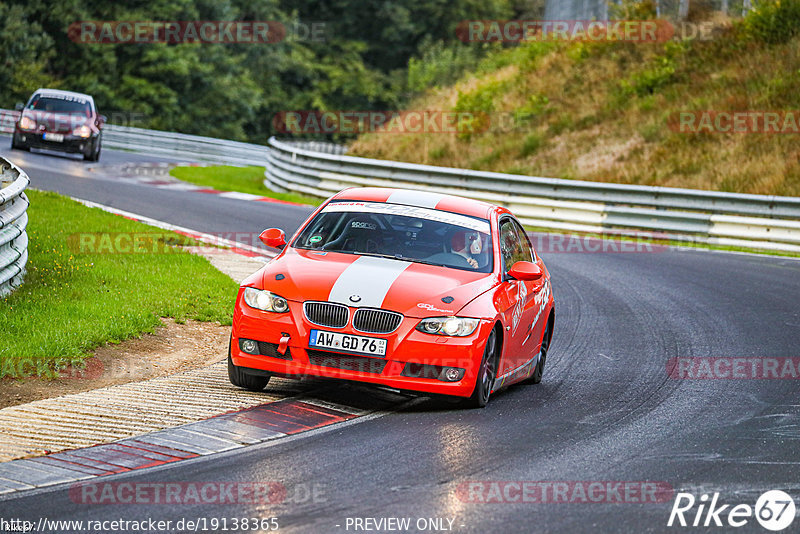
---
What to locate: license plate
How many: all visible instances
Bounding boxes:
[43,133,64,142]
[309,330,387,357]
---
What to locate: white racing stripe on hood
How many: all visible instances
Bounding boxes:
[386,190,445,209]
[328,256,412,308]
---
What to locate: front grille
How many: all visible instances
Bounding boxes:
[353,308,403,334]
[304,301,349,328]
[307,350,387,374]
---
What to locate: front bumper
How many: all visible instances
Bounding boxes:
[231,299,492,398]
[14,129,97,155]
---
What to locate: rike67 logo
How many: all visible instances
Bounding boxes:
[668,490,796,531]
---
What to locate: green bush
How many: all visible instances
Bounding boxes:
[743,0,800,44]
[454,79,509,139]
[618,41,687,98]
[520,133,544,157]
[408,40,485,93]
[622,60,676,97]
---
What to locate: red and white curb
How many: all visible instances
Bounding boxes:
[0,388,412,495]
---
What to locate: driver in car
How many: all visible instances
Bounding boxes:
[450,230,484,269]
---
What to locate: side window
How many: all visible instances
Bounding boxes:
[499,219,526,272]
[513,220,535,262]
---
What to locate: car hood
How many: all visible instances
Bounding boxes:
[242,248,497,318]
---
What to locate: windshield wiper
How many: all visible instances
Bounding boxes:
[393,254,448,268]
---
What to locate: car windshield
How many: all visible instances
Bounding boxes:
[294,201,494,273]
[28,96,91,117]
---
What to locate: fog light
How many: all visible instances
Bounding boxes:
[240,339,259,355]
[440,367,465,382]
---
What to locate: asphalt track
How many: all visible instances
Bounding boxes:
[1,141,799,533]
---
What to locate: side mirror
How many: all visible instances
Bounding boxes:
[507,261,543,281]
[14,102,24,112]
[97,115,107,127]
[259,228,286,249]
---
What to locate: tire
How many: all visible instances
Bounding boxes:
[463,329,498,409]
[11,136,27,151]
[530,317,553,384]
[227,342,270,391]
[84,138,101,162]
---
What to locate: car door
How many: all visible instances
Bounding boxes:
[511,219,548,364]
[496,218,537,375]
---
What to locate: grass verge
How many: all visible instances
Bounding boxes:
[170,165,323,206]
[0,189,239,378]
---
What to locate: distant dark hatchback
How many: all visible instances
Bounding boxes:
[11,89,105,161]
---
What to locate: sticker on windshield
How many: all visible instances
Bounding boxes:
[324,201,490,234]
[309,235,323,243]
[39,93,88,104]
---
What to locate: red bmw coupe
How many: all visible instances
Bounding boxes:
[229,188,554,407]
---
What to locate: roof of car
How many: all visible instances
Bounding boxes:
[331,187,498,219]
[32,89,94,104]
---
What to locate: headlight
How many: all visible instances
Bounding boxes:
[416,316,480,337]
[19,116,36,130]
[243,287,289,313]
[72,125,92,138]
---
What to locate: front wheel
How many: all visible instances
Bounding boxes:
[84,137,101,161]
[463,329,497,409]
[530,319,553,384]
[228,342,270,391]
[11,136,27,151]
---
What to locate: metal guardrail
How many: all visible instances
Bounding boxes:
[101,125,345,165]
[102,125,273,166]
[265,137,800,253]
[0,157,29,297]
